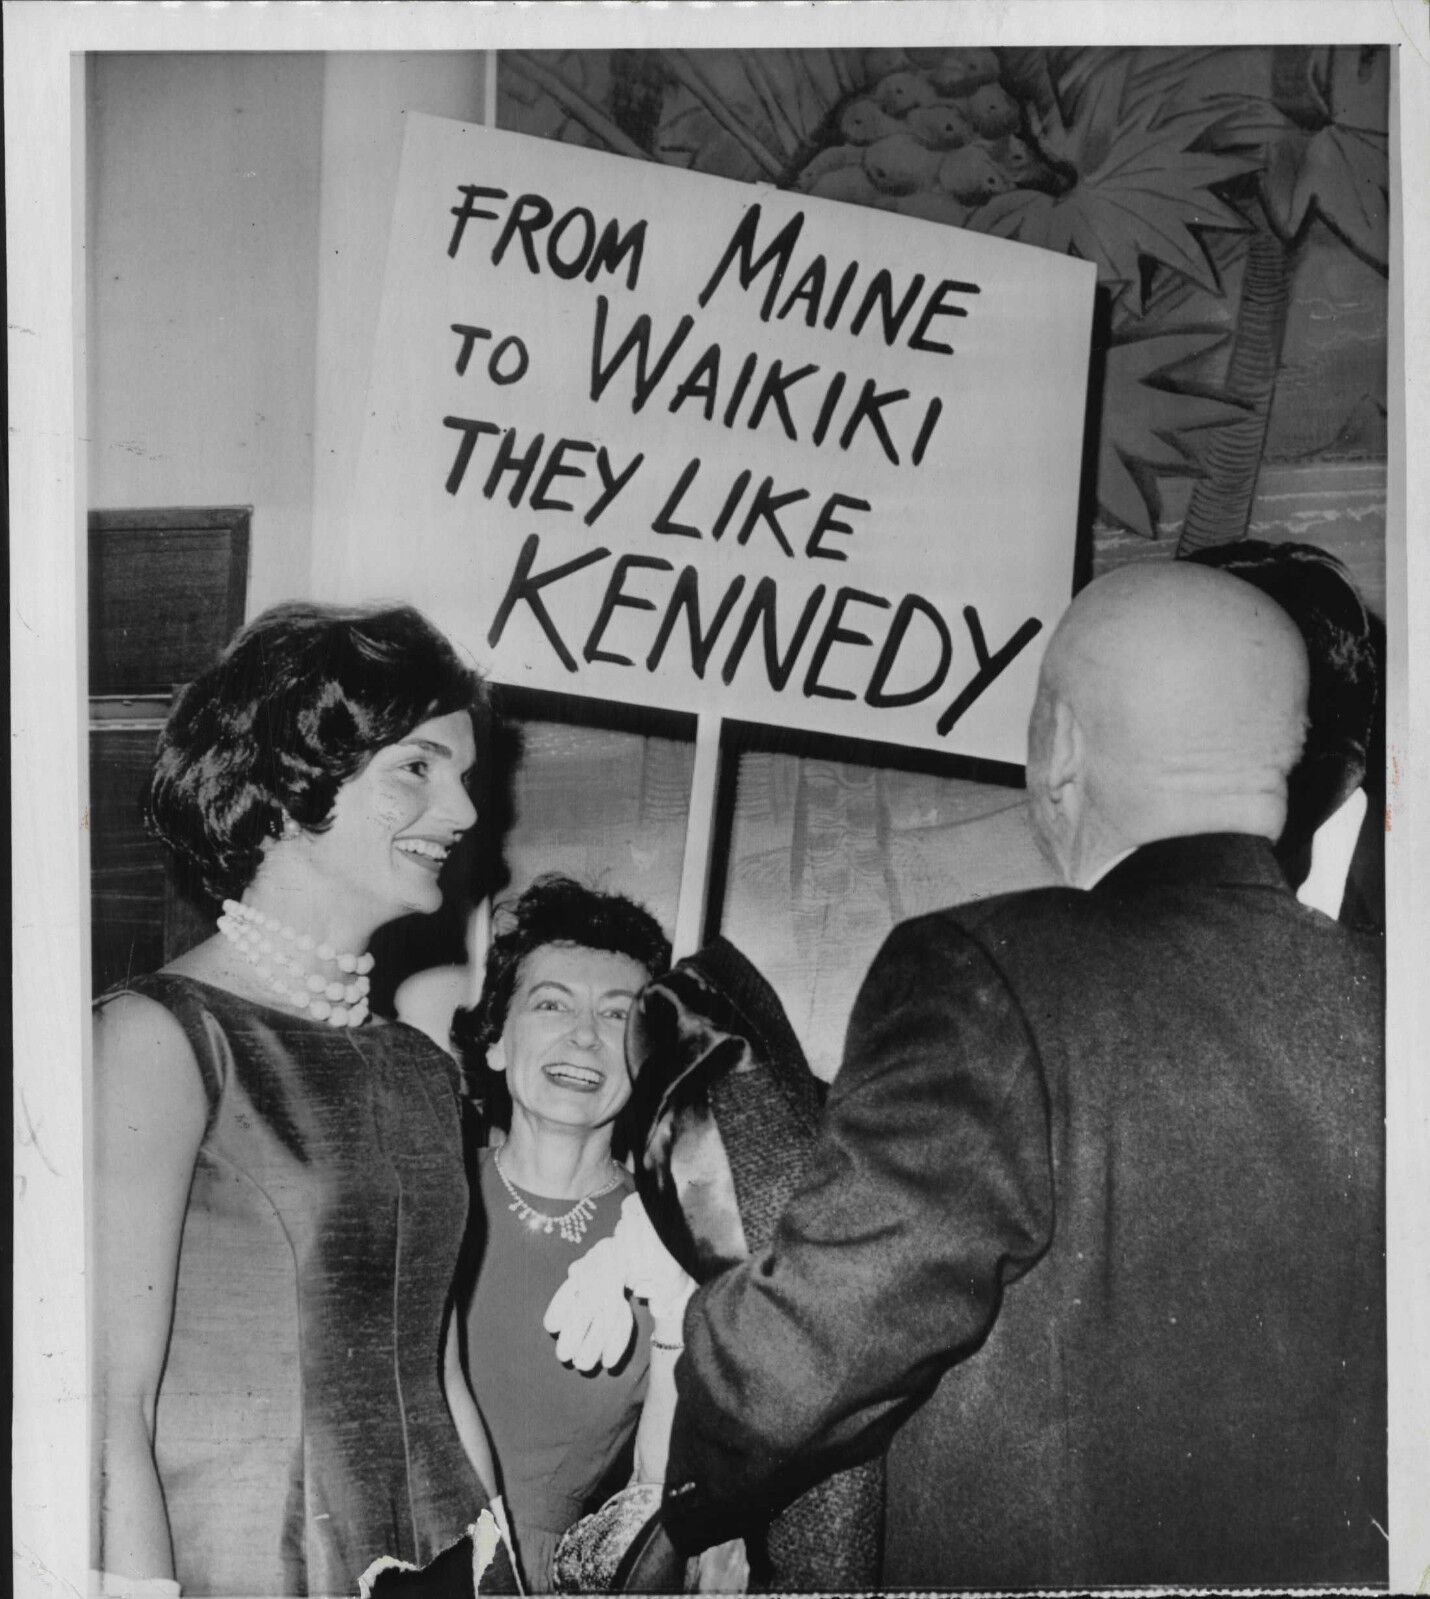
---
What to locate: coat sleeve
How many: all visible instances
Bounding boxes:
[662,913,1055,1550]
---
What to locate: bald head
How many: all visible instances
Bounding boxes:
[1026,563,1309,886]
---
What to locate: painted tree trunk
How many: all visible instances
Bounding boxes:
[1176,230,1293,554]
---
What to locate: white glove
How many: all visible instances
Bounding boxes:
[611,1193,696,1332]
[544,1234,635,1373]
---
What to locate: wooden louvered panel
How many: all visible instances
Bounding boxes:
[89,726,167,994]
[88,509,246,993]
[88,508,249,696]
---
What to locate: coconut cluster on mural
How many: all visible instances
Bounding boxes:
[789,49,1055,218]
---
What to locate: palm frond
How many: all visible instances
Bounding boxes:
[504,53,650,161]
[739,52,807,157]
[661,51,785,179]
[1097,329,1250,536]
[969,88,1253,311]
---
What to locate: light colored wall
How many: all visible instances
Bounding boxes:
[86,53,326,615]
[86,51,489,617]
[311,54,488,572]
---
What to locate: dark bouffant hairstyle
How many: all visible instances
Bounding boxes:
[146,602,487,900]
[457,874,673,1057]
[1183,540,1379,874]
[452,877,671,1139]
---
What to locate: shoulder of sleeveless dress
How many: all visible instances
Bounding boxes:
[93,972,229,1113]
[96,970,198,1009]
[384,1017,466,1097]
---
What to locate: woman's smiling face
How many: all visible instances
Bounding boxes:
[488,942,651,1134]
[299,708,478,925]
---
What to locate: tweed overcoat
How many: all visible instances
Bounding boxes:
[664,833,1386,1588]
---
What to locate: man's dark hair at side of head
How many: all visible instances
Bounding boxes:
[1182,541,1379,898]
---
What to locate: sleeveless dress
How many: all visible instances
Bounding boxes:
[96,974,487,1598]
[463,1152,651,1592]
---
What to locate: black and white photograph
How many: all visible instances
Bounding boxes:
[9,4,1429,1596]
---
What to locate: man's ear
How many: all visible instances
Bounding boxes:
[1045,698,1083,806]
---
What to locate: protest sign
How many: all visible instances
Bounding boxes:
[336,115,1095,768]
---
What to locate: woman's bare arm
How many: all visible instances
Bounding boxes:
[632,1332,681,1486]
[636,1339,749,1592]
[442,1309,499,1501]
[92,995,209,1581]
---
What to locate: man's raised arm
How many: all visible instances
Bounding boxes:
[661,913,1055,1552]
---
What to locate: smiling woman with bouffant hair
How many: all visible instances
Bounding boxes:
[448,876,673,1592]
[91,601,501,1598]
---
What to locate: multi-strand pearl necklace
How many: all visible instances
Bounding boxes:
[493,1148,624,1246]
[218,898,375,1028]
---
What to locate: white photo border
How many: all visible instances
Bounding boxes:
[8,4,1427,1594]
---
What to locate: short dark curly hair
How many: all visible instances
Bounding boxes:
[146,601,487,899]
[1183,539,1378,877]
[455,876,672,1067]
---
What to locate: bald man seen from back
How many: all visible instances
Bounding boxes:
[660,563,1386,1588]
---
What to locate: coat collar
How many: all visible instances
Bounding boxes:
[1092,833,1290,896]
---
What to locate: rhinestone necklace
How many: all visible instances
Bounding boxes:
[492,1148,623,1246]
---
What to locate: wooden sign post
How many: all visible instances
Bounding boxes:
[672,711,724,959]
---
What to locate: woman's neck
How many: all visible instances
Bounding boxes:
[195,867,380,1015]
[499,1112,616,1201]
[241,863,377,957]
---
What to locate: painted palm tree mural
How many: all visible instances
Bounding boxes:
[500,46,1387,545]
[496,46,1389,1064]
